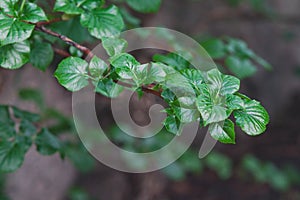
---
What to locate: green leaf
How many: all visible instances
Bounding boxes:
[89,56,108,78]
[21,2,47,23]
[69,46,83,57]
[0,13,34,46]
[80,5,124,39]
[19,88,45,110]
[206,68,240,96]
[181,69,204,89]
[0,0,18,15]
[234,99,269,136]
[30,41,53,71]
[19,120,37,137]
[201,38,226,59]
[119,7,141,27]
[54,57,89,91]
[0,106,15,138]
[95,79,124,98]
[173,106,199,123]
[35,129,61,155]
[54,0,104,15]
[226,94,244,110]
[0,41,30,69]
[146,62,167,83]
[163,115,182,135]
[208,119,235,144]
[12,106,40,122]
[126,0,161,13]
[0,141,26,172]
[196,84,228,126]
[225,56,257,79]
[153,53,190,71]
[102,37,127,56]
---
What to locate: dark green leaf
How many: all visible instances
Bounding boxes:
[80,5,124,39]
[225,56,257,79]
[0,105,15,138]
[35,128,61,155]
[12,106,40,122]
[54,57,89,91]
[30,41,53,71]
[19,120,37,137]
[234,99,269,136]
[126,0,161,13]
[0,141,26,172]
[96,79,124,98]
[201,38,226,59]
[0,41,30,69]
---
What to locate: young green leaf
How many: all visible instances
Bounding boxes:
[234,99,269,136]
[89,56,108,78]
[153,52,190,71]
[206,68,240,96]
[208,119,235,144]
[54,0,104,15]
[54,57,89,91]
[196,84,228,126]
[80,5,124,39]
[0,41,30,69]
[102,37,128,56]
[163,115,182,135]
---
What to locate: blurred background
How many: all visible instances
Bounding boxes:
[1,0,300,199]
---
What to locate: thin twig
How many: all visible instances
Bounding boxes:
[34,24,94,58]
[36,18,62,26]
[53,47,71,57]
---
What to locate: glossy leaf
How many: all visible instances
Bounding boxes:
[89,56,108,78]
[153,52,190,71]
[206,68,240,96]
[54,0,104,14]
[21,2,48,23]
[208,119,235,144]
[54,57,89,91]
[80,5,124,39]
[102,37,127,56]
[196,84,228,126]
[0,41,30,69]
[234,99,269,136]
[163,115,182,135]
[0,13,34,46]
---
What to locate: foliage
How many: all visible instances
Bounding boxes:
[0,0,270,175]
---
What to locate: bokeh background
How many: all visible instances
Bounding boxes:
[1,0,300,199]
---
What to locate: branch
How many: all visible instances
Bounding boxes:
[53,47,71,57]
[116,81,162,98]
[34,24,94,58]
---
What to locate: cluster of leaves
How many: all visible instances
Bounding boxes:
[0,0,270,175]
[0,88,95,173]
[200,37,272,79]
